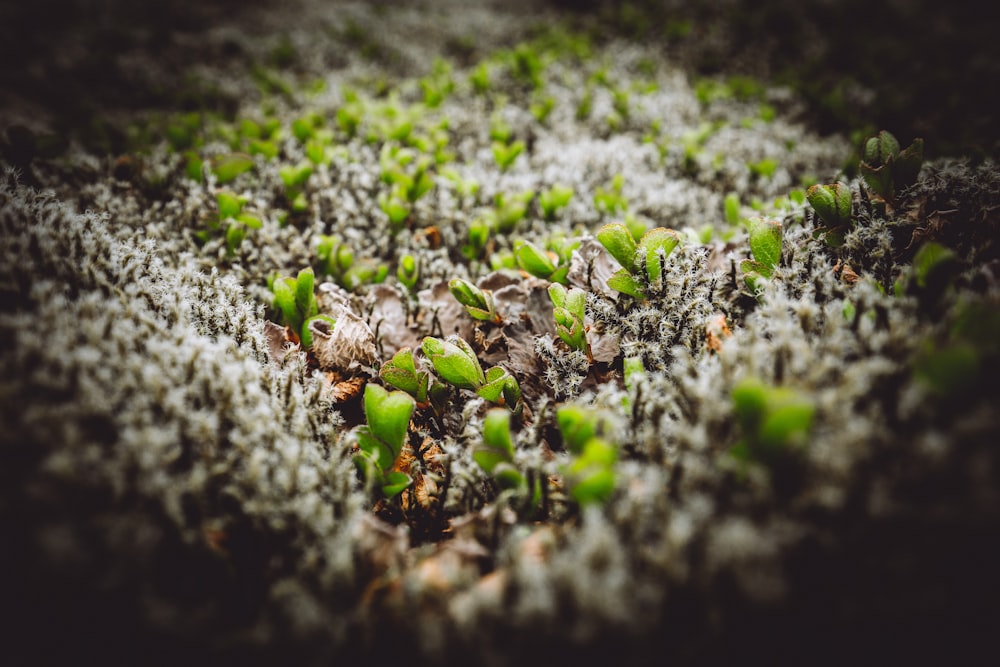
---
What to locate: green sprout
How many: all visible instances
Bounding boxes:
[474,409,526,490]
[565,438,617,506]
[730,377,816,467]
[740,217,783,295]
[748,158,778,180]
[199,190,262,254]
[859,130,924,203]
[514,239,570,283]
[269,267,335,348]
[315,236,388,290]
[379,346,446,410]
[593,173,628,215]
[279,161,313,213]
[539,183,574,220]
[806,182,853,247]
[397,254,420,291]
[462,219,491,261]
[530,94,556,124]
[597,223,681,299]
[492,190,534,233]
[510,42,544,88]
[419,58,455,108]
[470,62,492,95]
[492,140,525,172]
[556,404,602,455]
[354,384,416,499]
[549,283,589,355]
[421,335,521,410]
[449,278,501,324]
[210,152,254,184]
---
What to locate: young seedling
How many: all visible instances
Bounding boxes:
[564,438,617,506]
[421,335,521,410]
[462,219,491,261]
[859,130,924,204]
[210,152,254,184]
[354,384,416,499]
[316,236,388,290]
[492,190,534,233]
[514,240,569,283]
[279,161,313,213]
[397,254,420,291]
[740,217,783,295]
[492,140,525,172]
[806,182,853,247]
[549,284,589,355]
[530,94,556,124]
[470,62,492,95]
[593,173,628,215]
[474,409,526,491]
[539,183,574,221]
[269,267,335,348]
[449,278,502,324]
[730,377,815,467]
[200,190,262,254]
[597,222,681,299]
[378,346,445,409]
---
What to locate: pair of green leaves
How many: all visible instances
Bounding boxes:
[740,217,783,295]
[806,182,853,247]
[279,161,313,213]
[539,183,574,220]
[597,223,681,298]
[474,409,527,490]
[557,403,618,504]
[355,384,415,499]
[549,284,588,354]
[269,267,334,348]
[421,336,521,410]
[860,130,924,203]
[210,190,263,254]
[493,140,525,172]
[449,278,502,324]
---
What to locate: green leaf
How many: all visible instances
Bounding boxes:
[356,427,395,472]
[381,471,412,499]
[859,162,894,200]
[514,240,556,278]
[607,268,645,299]
[225,225,245,254]
[914,343,979,397]
[422,336,485,389]
[363,384,415,458]
[746,217,782,271]
[567,438,617,505]
[597,222,637,272]
[474,408,515,473]
[271,277,299,331]
[477,366,510,403]
[806,183,852,227]
[492,463,526,490]
[863,130,900,166]
[217,191,244,220]
[236,213,262,229]
[639,227,681,284]
[557,405,599,454]
[294,267,316,321]
[758,400,815,451]
[211,153,254,184]
[449,278,498,322]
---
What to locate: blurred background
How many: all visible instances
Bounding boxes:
[2,0,998,159]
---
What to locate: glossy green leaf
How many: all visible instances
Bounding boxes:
[639,227,681,284]
[422,336,485,389]
[746,217,782,271]
[363,384,415,458]
[597,222,637,272]
[514,240,556,278]
[474,408,515,473]
[863,130,900,166]
[607,268,645,299]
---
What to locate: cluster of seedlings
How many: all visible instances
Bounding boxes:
[4,2,1000,664]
